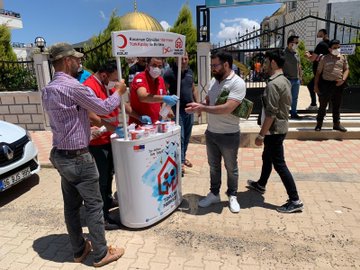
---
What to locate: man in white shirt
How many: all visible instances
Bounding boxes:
[186,51,246,213]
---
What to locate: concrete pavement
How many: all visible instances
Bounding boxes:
[0,129,360,269]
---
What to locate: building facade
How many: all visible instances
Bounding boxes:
[261,0,360,50]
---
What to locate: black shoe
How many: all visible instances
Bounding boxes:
[333,124,347,132]
[315,125,322,131]
[277,200,304,213]
[246,180,266,194]
[290,114,302,120]
[104,217,120,230]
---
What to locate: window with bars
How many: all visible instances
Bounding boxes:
[288,1,297,12]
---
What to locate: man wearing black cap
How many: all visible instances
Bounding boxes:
[42,42,126,267]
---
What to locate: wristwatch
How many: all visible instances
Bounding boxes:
[256,134,265,140]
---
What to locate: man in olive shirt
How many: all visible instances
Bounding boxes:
[314,39,349,132]
[246,49,304,214]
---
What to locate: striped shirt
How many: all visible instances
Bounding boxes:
[42,72,121,150]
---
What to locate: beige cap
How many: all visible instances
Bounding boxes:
[49,42,83,61]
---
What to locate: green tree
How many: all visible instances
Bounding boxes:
[0,25,36,91]
[0,24,17,61]
[297,40,313,85]
[82,10,122,73]
[347,36,360,85]
[169,3,197,76]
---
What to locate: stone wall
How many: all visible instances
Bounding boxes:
[0,91,46,130]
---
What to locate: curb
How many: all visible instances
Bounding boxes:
[40,163,54,169]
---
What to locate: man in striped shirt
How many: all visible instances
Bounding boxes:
[42,43,125,267]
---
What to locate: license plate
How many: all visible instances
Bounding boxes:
[1,167,31,191]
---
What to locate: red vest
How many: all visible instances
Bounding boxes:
[83,75,119,145]
[129,71,166,125]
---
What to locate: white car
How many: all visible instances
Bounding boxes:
[0,120,40,192]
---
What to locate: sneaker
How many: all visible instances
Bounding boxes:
[246,180,266,194]
[315,124,322,131]
[93,246,125,267]
[74,239,92,263]
[228,195,240,213]
[306,105,318,111]
[276,200,304,213]
[198,192,220,208]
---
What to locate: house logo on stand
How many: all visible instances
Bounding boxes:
[157,156,178,195]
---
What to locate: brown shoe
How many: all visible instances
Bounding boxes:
[184,159,193,167]
[74,239,92,263]
[93,246,125,267]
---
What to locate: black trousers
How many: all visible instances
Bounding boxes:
[307,78,317,106]
[316,80,344,124]
[89,143,114,217]
[258,134,299,201]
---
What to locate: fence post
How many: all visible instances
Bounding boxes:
[196,42,211,124]
[33,53,51,91]
[33,52,51,129]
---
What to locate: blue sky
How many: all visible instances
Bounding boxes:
[4,0,281,46]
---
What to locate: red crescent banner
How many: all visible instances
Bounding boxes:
[111,30,186,57]
[117,34,128,49]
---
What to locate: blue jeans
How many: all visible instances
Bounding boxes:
[50,148,107,261]
[205,130,240,196]
[289,79,300,116]
[179,110,194,164]
[257,134,299,201]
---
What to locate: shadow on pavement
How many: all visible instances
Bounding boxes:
[178,193,225,215]
[238,189,278,210]
[33,233,93,266]
[178,191,278,215]
[0,174,40,207]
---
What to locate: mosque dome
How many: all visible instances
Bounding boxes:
[119,11,164,32]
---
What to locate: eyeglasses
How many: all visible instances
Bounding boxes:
[210,63,222,68]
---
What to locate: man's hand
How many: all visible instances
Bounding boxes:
[185,102,205,113]
[255,137,263,146]
[140,115,152,124]
[90,126,102,140]
[162,95,179,106]
[167,110,175,119]
[305,51,311,58]
[336,79,345,86]
[114,81,127,96]
[314,85,320,94]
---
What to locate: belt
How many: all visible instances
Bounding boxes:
[55,147,89,157]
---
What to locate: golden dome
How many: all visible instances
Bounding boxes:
[119,11,164,32]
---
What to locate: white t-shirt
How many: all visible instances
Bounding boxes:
[207,71,246,133]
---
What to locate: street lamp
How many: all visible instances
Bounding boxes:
[35,36,46,52]
[200,25,208,42]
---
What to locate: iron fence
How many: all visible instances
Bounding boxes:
[0,60,37,91]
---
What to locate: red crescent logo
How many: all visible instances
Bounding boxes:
[117,34,127,49]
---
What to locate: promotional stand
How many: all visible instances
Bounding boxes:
[110,30,186,228]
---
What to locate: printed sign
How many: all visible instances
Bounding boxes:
[111,128,182,228]
[340,44,356,55]
[111,30,186,57]
[206,0,287,7]
[142,139,180,215]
